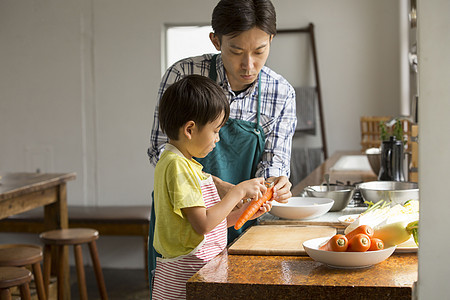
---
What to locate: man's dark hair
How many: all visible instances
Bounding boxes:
[211,0,277,38]
[159,75,230,140]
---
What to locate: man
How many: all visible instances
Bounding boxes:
[148,0,296,290]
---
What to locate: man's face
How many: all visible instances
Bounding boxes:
[210,27,272,91]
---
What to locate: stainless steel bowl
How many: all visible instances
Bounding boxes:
[357,181,419,205]
[304,185,355,212]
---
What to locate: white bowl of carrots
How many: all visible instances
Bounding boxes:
[303,225,396,269]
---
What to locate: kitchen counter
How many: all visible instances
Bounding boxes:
[186,151,417,299]
[187,251,417,300]
[188,208,418,299]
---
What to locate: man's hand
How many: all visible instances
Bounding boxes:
[250,199,273,219]
[267,176,292,203]
[211,175,234,199]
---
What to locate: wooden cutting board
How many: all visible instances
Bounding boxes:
[228,225,336,256]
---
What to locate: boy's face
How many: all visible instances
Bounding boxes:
[189,112,225,159]
[210,27,272,91]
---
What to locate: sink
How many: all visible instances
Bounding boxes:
[330,155,372,171]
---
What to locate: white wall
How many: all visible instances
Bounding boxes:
[417,0,450,298]
[0,0,85,198]
[1,0,404,269]
[270,0,401,154]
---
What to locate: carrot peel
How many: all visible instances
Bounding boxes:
[234,181,274,230]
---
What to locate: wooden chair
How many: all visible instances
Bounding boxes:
[40,228,108,300]
[360,116,413,152]
[0,267,32,300]
[360,116,392,151]
[0,244,46,300]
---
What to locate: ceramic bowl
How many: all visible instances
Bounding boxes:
[365,147,381,176]
[357,181,419,205]
[303,237,396,269]
[304,186,355,212]
[337,214,361,226]
[270,197,334,220]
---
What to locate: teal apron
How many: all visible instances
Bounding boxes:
[148,54,265,290]
[196,54,266,242]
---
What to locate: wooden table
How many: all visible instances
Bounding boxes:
[0,172,76,299]
[186,152,417,299]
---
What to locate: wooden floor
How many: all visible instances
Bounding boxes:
[70,266,150,300]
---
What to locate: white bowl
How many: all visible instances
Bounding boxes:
[337,214,361,226]
[303,237,396,269]
[270,197,334,220]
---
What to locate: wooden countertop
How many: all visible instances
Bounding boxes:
[187,251,417,300]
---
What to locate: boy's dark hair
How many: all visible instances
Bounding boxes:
[211,0,276,39]
[159,75,230,140]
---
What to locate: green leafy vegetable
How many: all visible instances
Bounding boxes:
[406,220,419,246]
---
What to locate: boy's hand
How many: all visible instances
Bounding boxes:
[235,177,266,202]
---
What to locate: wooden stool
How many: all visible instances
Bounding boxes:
[0,266,32,300]
[40,228,108,300]
[0,244,46,300]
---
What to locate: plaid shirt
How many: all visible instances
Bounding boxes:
[148,54,297,179]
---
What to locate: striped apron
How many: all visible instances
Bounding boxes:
[152,175,227,300]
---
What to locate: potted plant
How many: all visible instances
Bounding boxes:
[379,119,408,150]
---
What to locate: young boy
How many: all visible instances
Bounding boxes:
[152,75,272,299]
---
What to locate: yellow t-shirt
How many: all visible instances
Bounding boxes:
[153,144,207,258]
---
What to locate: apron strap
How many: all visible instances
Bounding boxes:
[255,74,262,132]
[209,54,218,82]
[209,54,262,131]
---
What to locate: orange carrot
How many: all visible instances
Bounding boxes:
[347,233,371,252]
[345,225,374,241]
[234,183,274,230]
[368,238,384,251]
[319,234,348,252]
